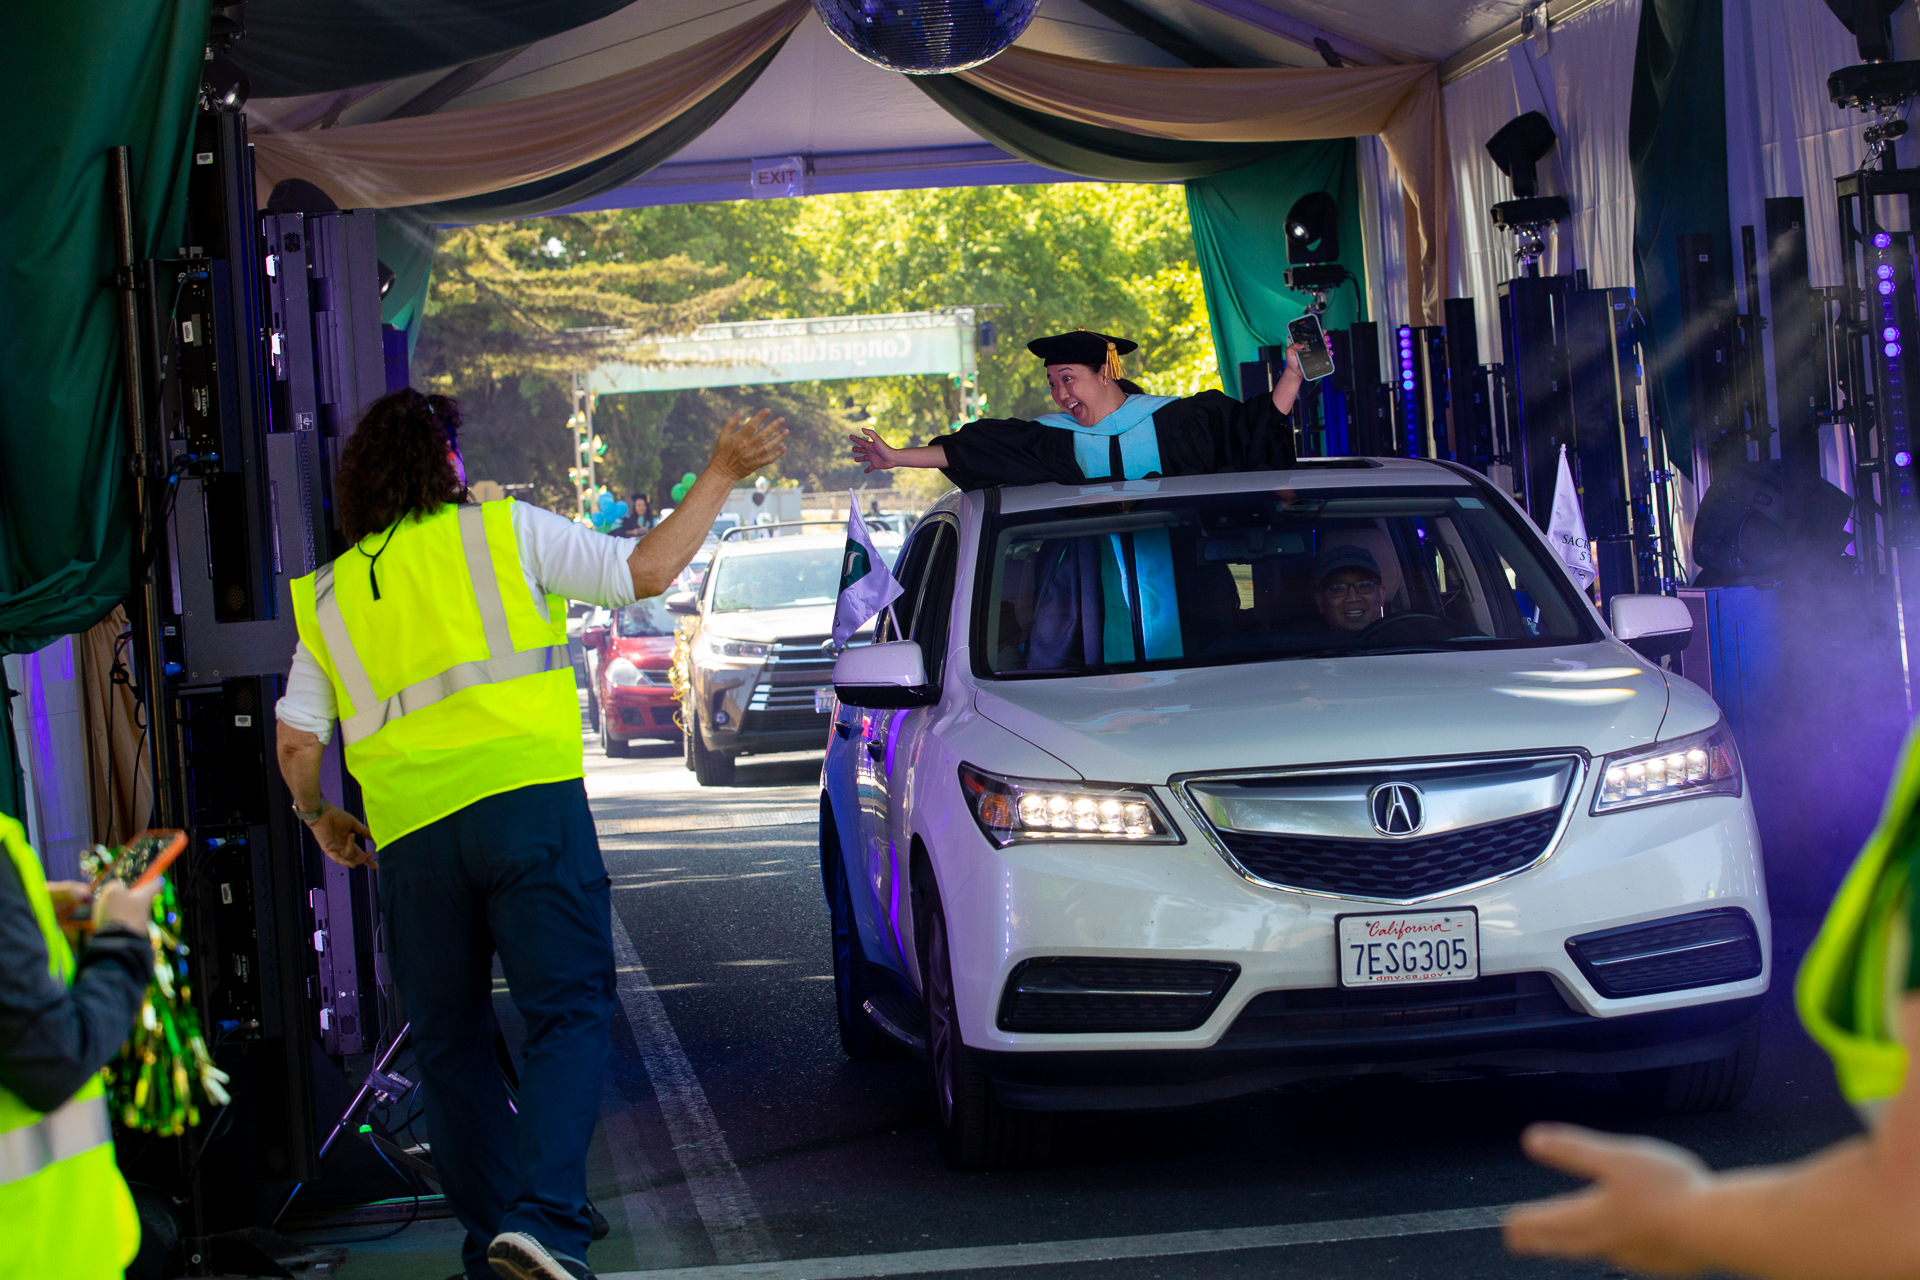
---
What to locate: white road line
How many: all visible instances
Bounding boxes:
[597,810,814,836]
[596,1203,1516,1280]
[607,909,779,1265]
[599,1104,701,1273]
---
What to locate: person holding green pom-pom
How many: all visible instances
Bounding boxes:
[0,813,157,1278]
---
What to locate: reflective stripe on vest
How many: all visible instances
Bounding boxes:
[314,504,571,746]
[0,1094,111,1186]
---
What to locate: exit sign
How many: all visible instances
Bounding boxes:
[749,156,808,199]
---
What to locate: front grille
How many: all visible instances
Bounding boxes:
[1566,909,1763,998]
[748,680,827,712]
[741,708,831,735]
[765,635,838,675]
[1220,972,1571,1045]
[997,958,1239,1033]
[1214,809,1561,900]
[651,705,679,726]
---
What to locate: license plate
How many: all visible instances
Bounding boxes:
[814,686,836,714]
[1336,909,1479,987]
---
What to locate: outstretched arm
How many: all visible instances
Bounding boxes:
[1505,991,1920,1279]
[851,427,946,473]
[1272,341,1307,416]
[630,409,786,597]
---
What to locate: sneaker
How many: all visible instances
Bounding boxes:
[486,1232,595,1280]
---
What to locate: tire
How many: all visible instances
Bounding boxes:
[919,878,1052,1170]
[598,704,634,758]
[691,714,736,786]
[826,825,894,1061]
[1618,1011,1761,1115]
[682,703,697,771]
[586,686,600,732]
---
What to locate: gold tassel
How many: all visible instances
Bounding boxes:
[1103,340,1124,381]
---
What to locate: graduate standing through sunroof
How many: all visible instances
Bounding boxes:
[849,330,1308,489]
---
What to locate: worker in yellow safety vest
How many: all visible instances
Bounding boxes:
[0,812,159,1280]
[1501,725,1920,1278]
[273,388,783,1280]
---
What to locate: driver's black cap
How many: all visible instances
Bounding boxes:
[1314,544,1380,586]
[1027,331,1138,367]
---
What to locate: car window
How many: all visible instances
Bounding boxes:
[707,545,843,613]
[910,523,959,685]
[616,595,676,637]
[877,523,941,644]
[977,485,1598,678]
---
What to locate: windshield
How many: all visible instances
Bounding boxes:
[978,485,1599,678]
[708,545,842,613]
[616,596,676,637]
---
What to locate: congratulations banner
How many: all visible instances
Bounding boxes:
[589,309,977,393]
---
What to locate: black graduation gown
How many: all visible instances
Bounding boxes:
[930,390,1296,490]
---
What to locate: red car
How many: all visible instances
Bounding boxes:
[582,595,682,757]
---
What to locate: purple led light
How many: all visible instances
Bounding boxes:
[1879,264,1896,280]
[1889,342,1905,358]
[1897,451,1914,468]
[1881,280,1898,296]
[1402,379,1416,391]
[1877,232,1895,249]
[1886,326,1902,342]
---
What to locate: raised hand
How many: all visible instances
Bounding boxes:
[709,409,789,484]
[851,427,901,473]
[1503,1123,1713,1276]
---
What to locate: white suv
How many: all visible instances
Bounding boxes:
[820,461,1768,1169]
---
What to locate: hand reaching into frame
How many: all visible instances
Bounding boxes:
[708,409,788,485]
[850,427,903,473]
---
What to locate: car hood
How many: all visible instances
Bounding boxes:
[970,642,1670,784]
[612,635,676,664]
[702,603,836,644]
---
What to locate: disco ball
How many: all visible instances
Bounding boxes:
[813,0,1041,75]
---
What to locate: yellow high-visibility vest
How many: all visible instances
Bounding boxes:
[1797,724,1920,1109]
[0,815,141,1280]
[290,499,581,847]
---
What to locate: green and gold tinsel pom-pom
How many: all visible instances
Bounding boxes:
[82,847,231,1135]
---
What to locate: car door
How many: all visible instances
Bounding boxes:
[876,517,960,974]
[848,521,944,975]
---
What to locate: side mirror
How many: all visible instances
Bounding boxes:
[833,640,936,709]
[665,591,700,617]
[581,626,608,650]
[1609,594,1693,660]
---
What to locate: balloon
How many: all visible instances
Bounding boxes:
[680,471,698,486]
[612,502,628,520]
[597,491,615,512]
[670,482,688,501]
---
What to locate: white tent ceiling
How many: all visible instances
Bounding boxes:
[248,0,1550,211]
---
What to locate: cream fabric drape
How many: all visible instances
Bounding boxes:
[77,606,149,850]
[1443,0,1641,362]
[249,0,810,209]
[955,49,1450,324]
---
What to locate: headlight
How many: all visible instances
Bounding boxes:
[1591,721,1742,813]
[708,637,769,659]
[958,763,1182,848]
[606,657,642,687]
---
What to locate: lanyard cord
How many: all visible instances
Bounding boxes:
[358,524,402,600]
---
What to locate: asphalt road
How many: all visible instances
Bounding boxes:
[323,727,1861,1280]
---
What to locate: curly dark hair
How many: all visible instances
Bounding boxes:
[335,389,467,543]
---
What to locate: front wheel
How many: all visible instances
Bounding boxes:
[691,714,736,786]
[1618,1012,1760,1114]
[919,878,1052,1170]
[827,825,895,1061]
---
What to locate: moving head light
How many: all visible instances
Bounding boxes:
[1282,191,1349,312]
[1486,111,1568,275]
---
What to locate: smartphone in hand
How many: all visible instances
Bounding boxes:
[1287,314,1336,381]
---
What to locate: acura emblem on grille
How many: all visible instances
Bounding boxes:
[1369,783,1424,836]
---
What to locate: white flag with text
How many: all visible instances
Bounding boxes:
[832,493,904,646]
[1546,445,1597,593]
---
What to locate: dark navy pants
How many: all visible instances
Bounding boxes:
[378,779,614,1278]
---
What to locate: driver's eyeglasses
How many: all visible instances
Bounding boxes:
[1322,579,1383,599]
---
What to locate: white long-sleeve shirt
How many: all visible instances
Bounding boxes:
[274,503,639,743]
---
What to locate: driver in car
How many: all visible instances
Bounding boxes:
[1314,545,1387,634]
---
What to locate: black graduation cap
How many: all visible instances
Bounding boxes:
[1027,330,1138,379]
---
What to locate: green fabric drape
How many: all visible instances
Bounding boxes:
[914,75,1291,182]
[1629,0,1729,477]
[230,0,634,99]
[1186,140,1366,383]
[0,0,207,818]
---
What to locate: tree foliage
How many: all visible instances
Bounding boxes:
[416,183,1215,510]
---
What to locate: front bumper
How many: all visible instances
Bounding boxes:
[928,781,1769,1082]
[605,685,679,739]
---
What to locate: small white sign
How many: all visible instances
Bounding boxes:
[749,156,808,199]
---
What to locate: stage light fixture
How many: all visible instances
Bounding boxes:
[1886,326,1902,341]
[1880,233,1897,248]
[813,0,1041,74]
[1283,192,1341,265]
[1871,230,1916,515]
[1899,451,1914,468]
[201,50,249,112]
[1397,325,1421,454]
[1889,341,1904,358]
